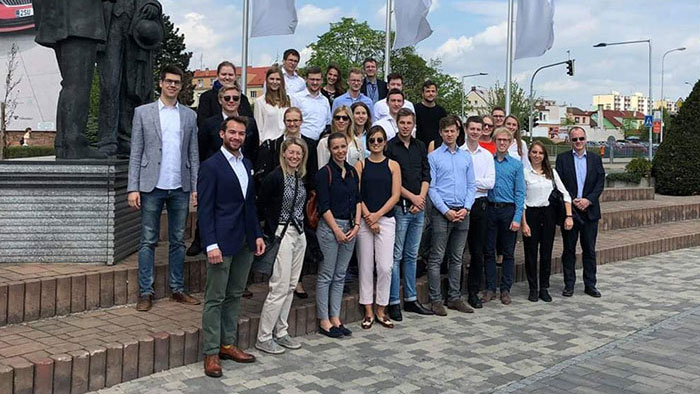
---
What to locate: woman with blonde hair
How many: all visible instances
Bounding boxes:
[255,65,291,144]
[317,105,364,167]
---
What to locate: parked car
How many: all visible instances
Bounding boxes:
[0,0,34,33]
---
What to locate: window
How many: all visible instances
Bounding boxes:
[575,117,580,123]
[250,91,257,98]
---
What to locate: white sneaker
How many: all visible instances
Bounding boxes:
[275,335,302,350]
[255,339,285,354]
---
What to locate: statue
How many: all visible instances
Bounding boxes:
[34,0,111,159]
[97,0,164,157]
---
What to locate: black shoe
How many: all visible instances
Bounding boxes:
[388,304,403,321]
[338,325,352,336]
[294,290,309,299]
[243,288,253,298]
[528,289,539,302]
[467,294,483,309]
[319,326,343,338]
[186,242,202,256]
[562,288,574,297]
[539,289,552,302]
[584,287,602,298]
[404,301,435,315]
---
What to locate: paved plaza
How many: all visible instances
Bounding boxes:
[96,247,700,394]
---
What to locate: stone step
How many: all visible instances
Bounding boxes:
[2,218,700,393]
[599,187,654,202]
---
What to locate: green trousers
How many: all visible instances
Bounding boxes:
[202,244,253,355]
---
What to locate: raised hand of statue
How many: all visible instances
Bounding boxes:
[142,3,160,19]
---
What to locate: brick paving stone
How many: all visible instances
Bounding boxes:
[6,357,31,394]
[0,363,13,394]
[69,349,89,394]
[30,357,53,394]
[50,353,71,394]
[39,278,56,319]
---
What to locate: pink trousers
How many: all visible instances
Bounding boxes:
[357,216,396,306]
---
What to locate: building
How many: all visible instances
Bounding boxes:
[654,99,681,113]
[464,86,490,116]
[593,90,652,114]
[192,66,269,108]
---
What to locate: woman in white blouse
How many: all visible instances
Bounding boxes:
[254,65,291,144]
[504,115,532,171]
[521,141,573,303]
[317,105,364,168]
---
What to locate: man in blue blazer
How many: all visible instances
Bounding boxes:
[198,115,265,378]
[555,127,605,298]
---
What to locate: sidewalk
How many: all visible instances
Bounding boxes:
[98,247,700,394]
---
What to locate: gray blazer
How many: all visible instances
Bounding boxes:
[128,100,199,193]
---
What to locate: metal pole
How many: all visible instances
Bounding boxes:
[241,0,249,95]
[648,40,652,161]
[504,0,514,114]
[660,47,686,143]
[528,60,569,137]
[384,0,392,78]
[461,77,465,121]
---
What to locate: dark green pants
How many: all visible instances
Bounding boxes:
[202,244,253,355]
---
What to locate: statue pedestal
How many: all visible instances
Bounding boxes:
[0,158,140,264]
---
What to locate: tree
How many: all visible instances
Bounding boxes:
[0,43,21,160]
[154,15,194,105]
[485,81,537,126]
[652,79,700,195]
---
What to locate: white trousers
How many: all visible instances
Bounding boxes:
[357,216,396,306]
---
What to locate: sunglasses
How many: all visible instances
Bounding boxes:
[369,137,384,144]
[484,124,493,129]
[223,95,240,102]
[571,137,586,142]
[334,115,350,121]
[285,118,301,123]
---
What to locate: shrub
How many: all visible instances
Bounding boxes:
[4,145,55,159]
[607,172,642,184]
[652,79,700,195]
[625,157,652,178]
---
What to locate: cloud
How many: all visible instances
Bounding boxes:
[298,4,342,28]
[177,12,224,50]
[298,47,314,67]
[433,22,506,60]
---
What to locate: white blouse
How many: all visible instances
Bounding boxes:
[254,95,288,144]
[524,168,572,208]
[508,139,532,171]
[317,135,364,169]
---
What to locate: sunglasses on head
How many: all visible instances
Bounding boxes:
[369,137,384,144]
[223,95,240,102]
[571,137,585,142]
[334,115,350,121]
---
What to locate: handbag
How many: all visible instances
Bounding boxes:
[252,173,299,276]
[305,165,332,230]
[548,177,566,226]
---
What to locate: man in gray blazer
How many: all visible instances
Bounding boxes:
[127,65,200,311]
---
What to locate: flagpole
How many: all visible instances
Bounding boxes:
[505,0,514,114]
[384,0,392,78]
[241,0,250,95]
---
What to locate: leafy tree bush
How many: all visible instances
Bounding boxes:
[4,145,55,158]
[652,80,700,195]
[607,171,642,184]
[625,157,652,178]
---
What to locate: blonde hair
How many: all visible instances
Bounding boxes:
[331,105,359,151]
[492,127,513,142]
[265,64,291,107]
[279,136,308,178]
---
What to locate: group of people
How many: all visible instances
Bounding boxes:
[126,51,606,378]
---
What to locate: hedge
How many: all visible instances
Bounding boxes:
[4,145,55,159]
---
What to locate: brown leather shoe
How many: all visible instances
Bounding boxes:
[430,301,448,316]
[500,291,512,305]
[204,354,222,378]
[171,292,201,305]
[136,295,152,312]
[480,290,497,303]
[447,298,474,313]
[219,345,256,363]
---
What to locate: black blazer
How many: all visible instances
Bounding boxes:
[257,166,307,237]
[198,114,259,164]
[555,150,605,221]
[197,151,263,256]
[360,78,387,101]
[196,87,253,128]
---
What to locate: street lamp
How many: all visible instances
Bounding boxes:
[594,39,652,161]
[460,73,488,120]
[660,47,686,142]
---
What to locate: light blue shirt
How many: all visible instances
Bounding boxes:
[331,91,373,114]
[292,89,331,140]
[428,144,477,215]
[573,150,587,199]
[156,99,182,190]
[220,146,248,199]
[365,79,379,103]
[282,68,306,94]
[488,154,526,223]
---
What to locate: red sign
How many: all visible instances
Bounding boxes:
[653,121,662,134]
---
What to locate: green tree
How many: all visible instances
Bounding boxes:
[154,15,194,105]
[485,81,537,125]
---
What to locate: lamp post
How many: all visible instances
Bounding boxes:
[460,73,488,120]
[660,47,686,143]
[594,39,652,161]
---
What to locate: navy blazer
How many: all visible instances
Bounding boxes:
[555,150,606,221]
[197,150,262,256]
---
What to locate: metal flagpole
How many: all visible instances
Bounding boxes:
[504,0,514,114]
[384,0,392,78]
[241,0,250,95]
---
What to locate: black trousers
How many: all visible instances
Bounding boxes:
[466,197,488,295]
[561,214,598,289]
[523,205,555,290]
[302,136,319,190]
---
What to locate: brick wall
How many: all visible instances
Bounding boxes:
[3,130,55,147]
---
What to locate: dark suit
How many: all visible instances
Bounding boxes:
[555,151,605,290]
[198,114,259,163]
[198,150,262,355]
[196,86,253,128]
[360,78,387,103]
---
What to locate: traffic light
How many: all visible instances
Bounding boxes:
[566,60,575,76]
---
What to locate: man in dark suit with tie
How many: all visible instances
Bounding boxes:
[360,57,388,104]
[197,115,265,378]
[555,127,605,298]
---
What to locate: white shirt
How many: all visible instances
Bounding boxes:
[508,139,532,172]
[253,95,288,144]
[524,168,572,207]
[206,146,250,252]
[373,98,414,122]
[372,116,399,141]
[292,89,331,140]
[460,142,496,199]
[282,68,306,94]
[317,135,364,169]
[156,99,182,190]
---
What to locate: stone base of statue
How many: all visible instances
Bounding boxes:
[0,159,140,264]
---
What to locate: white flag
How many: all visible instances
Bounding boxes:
[514,0,555,60]
[393,0,433,50]
[250,0,298,38]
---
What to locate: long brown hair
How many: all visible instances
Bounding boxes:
[528,141,553,179]
[264,64,291,107]
[504,115,523,157]
[325,64,346,94]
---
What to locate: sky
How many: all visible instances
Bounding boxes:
[162,0,700,110]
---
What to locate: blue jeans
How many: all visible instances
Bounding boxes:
[389,207,424,305]
[138,188,189,296]
[484,204,517,293]
[316,219,355,320]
